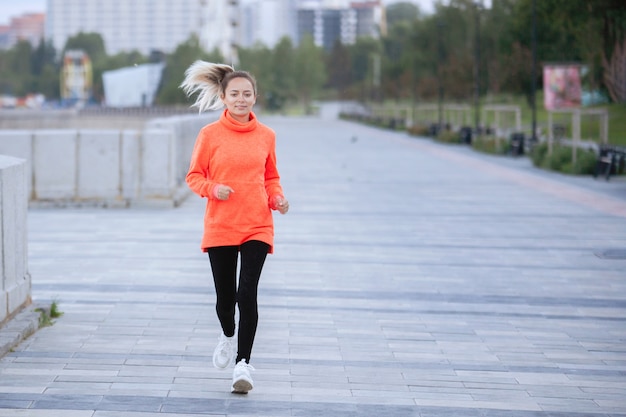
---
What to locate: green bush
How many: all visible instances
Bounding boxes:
[543,145,572,171]
[563,148,598,175]
[531,142,598,175]
[530,141,549,166]
[437,129,462,144]
[472,135,510,155]
[408,124,430,137]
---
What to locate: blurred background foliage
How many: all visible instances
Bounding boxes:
[0,0,624,111]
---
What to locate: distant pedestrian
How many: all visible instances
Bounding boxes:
[181,60,289,394]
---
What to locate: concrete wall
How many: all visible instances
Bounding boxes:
[0,113,216,208]
[145,114,208,193]
[0,112,213,324]
[0,155,30,324]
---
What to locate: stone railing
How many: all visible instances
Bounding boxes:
[0,155,30,325]
[0,113,215,208]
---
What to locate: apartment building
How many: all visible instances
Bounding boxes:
[42,0,381,58]
[0,13,45,50]
[238,0,383,50]
[239,0,297,48]
[45,0,239,61]
[295,0,384,51]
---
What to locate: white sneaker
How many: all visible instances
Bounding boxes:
[212,333,235,369]
[231,359,254,394]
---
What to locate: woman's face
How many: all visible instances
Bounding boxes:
[221,77,256,122]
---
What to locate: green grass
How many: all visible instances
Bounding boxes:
[605,104,626,146]
[472,134,511,155]
[490,93,626,147]
[35,300,64,327]
[530,141,598,175]
[378,95,626,147]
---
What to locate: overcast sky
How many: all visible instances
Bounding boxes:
[0,0,449,26]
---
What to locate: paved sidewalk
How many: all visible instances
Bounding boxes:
[1,114,626,416]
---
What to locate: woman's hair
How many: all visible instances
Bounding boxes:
[180,60,257,113]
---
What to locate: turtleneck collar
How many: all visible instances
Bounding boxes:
[219,109,258,132]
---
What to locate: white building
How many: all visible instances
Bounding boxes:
[102,63,165,107]
[238,0,383,50]
[45,0,381,60]
[295,0,384,51]
[239,0,296,49]
[199,0,240,65]
[45,0,239,61]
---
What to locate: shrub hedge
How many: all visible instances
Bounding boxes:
[472,135,511,155]
[530,142,597,175]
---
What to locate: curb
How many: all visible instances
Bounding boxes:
[0,304,46,358]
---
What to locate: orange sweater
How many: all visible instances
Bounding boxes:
[186,109,284,253]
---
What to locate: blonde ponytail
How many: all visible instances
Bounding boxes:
[180,60,234,113]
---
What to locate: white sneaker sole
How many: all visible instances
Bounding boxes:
[213,350,234,369]
[231,377,253,394]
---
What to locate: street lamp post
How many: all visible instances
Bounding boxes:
[437,19,444,130]
[531,0,537,143]
[473,1,482,135]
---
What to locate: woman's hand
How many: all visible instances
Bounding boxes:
[214,185,235,200]
[272,196,289,214]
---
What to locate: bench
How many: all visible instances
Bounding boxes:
[594,145,626,180]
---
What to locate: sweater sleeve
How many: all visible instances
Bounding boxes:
[186,130,219,199]
[265,142,284,207]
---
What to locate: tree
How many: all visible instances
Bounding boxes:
[268,37,296,111]
[382,21,415,100]
[104,51,149,71]
[32,39,56,76]
[432,1,476,100]
[603,38,626,102]
[156,35,222,106]
[32,40,60,99]
[4,41,35,96]
[294,35,327,114]
[405,16,441,101]
[595,0,626,102]
[348,37,382,101]
[63,32,107,64]
[238,42,274,108]
[504,0,626,103]
[326,40,353,99]
[63,32,108,101]
[386,2,420,29]
[3,0,621,109]
[481,0,517,94]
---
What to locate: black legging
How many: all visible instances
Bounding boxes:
[207,240,269,364]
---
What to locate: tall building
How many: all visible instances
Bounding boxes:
[0,13,45,50]
[45,0,239,61]
[200,0,240,64]
[295,0,384,51]
[354,1,386,39]
[44,0,382,59]
[239,0,296,49]
[237,0,383,50]
[0,25,10,50]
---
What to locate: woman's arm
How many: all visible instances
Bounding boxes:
[186,131,219,199]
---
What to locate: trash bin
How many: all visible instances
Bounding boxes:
[594,146,614,180]
[459,126,472,144]
[429,123,440,137]
[510,132,525,156]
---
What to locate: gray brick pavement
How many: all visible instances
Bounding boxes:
[1,113,625,416]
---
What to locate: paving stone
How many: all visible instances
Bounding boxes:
[1,110,625,416]
[0,411,93,417]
